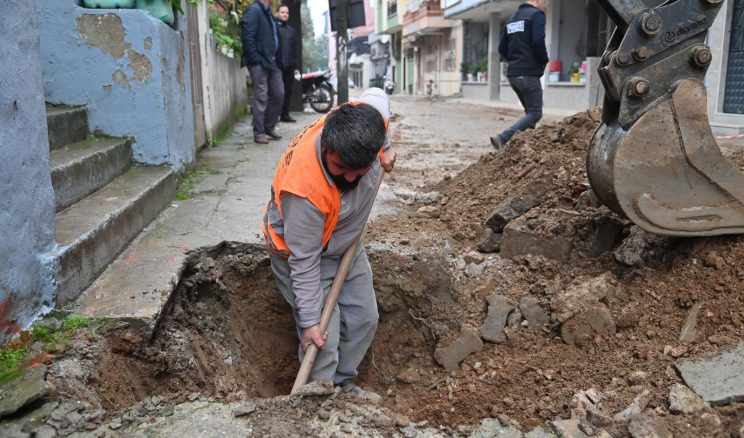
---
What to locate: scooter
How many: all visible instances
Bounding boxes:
[301,70,335,113]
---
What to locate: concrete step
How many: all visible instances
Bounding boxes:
[55,165,177,305]
[46,105,89,151]
[50,137,132,212]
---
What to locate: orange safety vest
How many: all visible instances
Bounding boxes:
[262,102,388,259]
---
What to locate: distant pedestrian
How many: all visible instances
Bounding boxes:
[491,0,549,149]
[276,4,301,123]
[241,0,284,144]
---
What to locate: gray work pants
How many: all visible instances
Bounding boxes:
[499,75,543,143]
[248,65,284,135]
[270,246,379,385]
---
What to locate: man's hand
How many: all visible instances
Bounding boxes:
[301,324,328,351]
[381,147,397,173]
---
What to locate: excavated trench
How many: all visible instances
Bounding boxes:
[89,241,456,421]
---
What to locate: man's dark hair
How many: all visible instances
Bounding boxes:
[321,103,386,169]
[278,3,289,9]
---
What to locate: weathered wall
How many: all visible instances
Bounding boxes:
[38,0,195,170]
[195,0,248,143]
[0,0,58,342]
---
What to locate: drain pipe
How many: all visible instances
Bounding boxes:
[291,169,386,394]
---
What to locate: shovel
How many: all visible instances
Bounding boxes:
[290,169,385,394]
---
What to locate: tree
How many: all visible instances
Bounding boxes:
[301,2,328,72]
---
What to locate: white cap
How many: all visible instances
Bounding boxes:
[359,87,390,122]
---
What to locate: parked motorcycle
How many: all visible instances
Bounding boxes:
[384,79,395,95]
[301,70,335,113]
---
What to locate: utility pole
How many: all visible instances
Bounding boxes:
[336,0,349,104]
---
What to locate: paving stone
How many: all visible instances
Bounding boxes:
[675,342,744,405]
[627,415,672,438]
[500,218,573,262]
[480,294,514,343]
[519,296,550,326]
[0,367,49,418]
[668,383,708,414]
[435,329,484,371]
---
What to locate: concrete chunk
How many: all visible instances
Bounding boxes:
[484,182,552,232]
[614,390,651,422]
[675,342,744,405]
[552,272,621,323]
[627,415,672,438]
[480,295,514,343]
[519,296,550,326]
[435,329,484,371]
[500,218,573,262]
[0,367,49,418]
[668,383,708,414]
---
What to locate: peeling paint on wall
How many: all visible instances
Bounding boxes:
[112,69,131,89]
[128,50,152,83]
[75,14,129,58]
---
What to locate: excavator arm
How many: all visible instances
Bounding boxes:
[587,0,744,236]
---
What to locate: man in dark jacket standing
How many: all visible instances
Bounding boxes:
[242,0,284,144]
[276,4,301,123]
[491,0,549,149]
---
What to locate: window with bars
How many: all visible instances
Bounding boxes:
[724,0,744,114]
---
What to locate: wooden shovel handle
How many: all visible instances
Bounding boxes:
[290,169,385,394]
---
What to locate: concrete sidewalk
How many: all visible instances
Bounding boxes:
[75,112,319,326]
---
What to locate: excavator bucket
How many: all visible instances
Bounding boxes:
[587,0,744,236]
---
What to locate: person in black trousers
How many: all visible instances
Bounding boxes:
[276,4,301,123]
[491,0,549,149]
[241,0,284,144]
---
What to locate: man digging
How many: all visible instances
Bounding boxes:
[262,88,396,395]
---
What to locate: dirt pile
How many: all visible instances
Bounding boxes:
[364,110,744,435]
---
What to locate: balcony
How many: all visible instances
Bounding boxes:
[402,0,449,37]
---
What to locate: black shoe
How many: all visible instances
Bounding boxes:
[266,130,282,140]
[254,134,269,144]
[280,115,297,123]
[490,135,504,150]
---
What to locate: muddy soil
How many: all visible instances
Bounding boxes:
[6,96,744,437]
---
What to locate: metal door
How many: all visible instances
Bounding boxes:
[724,0,744,114]
[186,3,207,148]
